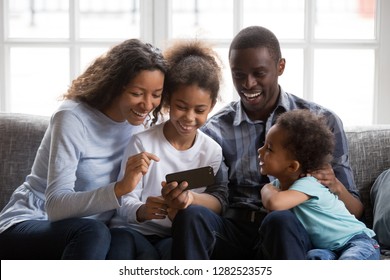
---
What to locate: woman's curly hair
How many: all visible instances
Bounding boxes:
[276,109,335,174]
[63,39,168,124]
[158,39,223,113]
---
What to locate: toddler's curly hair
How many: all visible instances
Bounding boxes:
[276,109,335,174]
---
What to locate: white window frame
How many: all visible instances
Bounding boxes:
[1,0,389,124]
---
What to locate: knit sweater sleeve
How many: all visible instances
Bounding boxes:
[116,135,144,224]
[45,110,120,221]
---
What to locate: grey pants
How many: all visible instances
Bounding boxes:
[371,169,390,249]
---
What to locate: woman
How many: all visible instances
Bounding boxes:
[0,39,167,259]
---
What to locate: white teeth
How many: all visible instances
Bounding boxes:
[179,122,193,131]
[132,109,147,117]
[242,91,262,99]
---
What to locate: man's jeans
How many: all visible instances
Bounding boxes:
[171,205,312,259]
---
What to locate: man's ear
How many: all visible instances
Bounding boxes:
[278,58,286,76]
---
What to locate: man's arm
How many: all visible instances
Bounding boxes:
[310,164,363,218]
[311,112,364,218]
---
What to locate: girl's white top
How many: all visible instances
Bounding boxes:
[110,122,222,237]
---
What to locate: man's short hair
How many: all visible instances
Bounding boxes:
[229,26,282,64]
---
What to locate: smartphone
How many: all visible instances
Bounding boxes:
[165,166,215,190]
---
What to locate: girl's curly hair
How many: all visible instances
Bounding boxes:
[158,39,223,114]
[276,109,335,174]
[63,39,168,125]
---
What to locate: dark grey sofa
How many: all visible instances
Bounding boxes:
[0,112,389,258]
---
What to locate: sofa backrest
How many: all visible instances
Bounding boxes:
[1,112,390,229]
[345,125,390,228]
[0,113,49,210]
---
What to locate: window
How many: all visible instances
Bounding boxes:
[1,0,141,116]
[1,0,389,125]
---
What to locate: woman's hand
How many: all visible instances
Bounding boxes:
[114,152,159,198]
[136,196,168,222]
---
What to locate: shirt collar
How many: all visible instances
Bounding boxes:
[233,86,290,127]
[266,87,289,129]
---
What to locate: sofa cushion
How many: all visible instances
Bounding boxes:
[0,113,49,211]
[345,125,390,228]
[1,113,389,231]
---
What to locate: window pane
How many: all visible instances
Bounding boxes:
[79,0,140,39]
[10,48,69,116]
[315,0,376,39]
[207,47,235,116]
[279,48,304,97]
[171,0,233,39]
[8,0,69,38]
[80,47,109,72]
[313,49,374,126]
[243,0,305,39]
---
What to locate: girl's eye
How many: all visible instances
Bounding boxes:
[176,105,187,110]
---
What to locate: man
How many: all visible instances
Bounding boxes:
[170,26,363,259]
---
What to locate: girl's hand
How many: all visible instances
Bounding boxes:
[114,152,159,198]
[136,196,168,222]
[160,181,194,210]
[167,208,179,221]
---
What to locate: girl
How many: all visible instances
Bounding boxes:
[110,39,228,259]
[0,39,167,259]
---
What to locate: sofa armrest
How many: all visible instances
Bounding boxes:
[0,113,49,211]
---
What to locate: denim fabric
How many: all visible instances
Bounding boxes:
[150,236,172,260]
[256,210,312,259]
[306,233,380,260]
[0,218,111,259]
[171,205,311,260]
[109,227,172,260]
[107,227,155,259]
